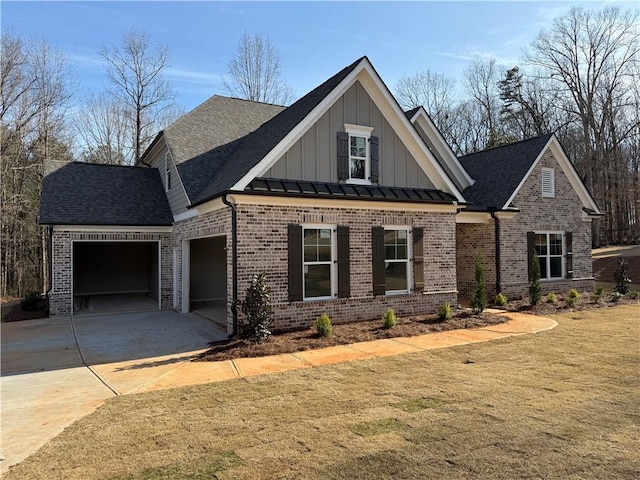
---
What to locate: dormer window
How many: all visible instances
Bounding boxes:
[542,167,555,197]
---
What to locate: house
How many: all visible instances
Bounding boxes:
[40,56,602,333]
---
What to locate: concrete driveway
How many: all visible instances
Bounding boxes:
[1,310,226,473]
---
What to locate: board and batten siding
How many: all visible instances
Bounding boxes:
[264,81,434,189]
[147,138,189,215]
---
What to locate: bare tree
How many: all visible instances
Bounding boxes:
[223,33,294,105]
[76,93,131,165]
[463,58,503,147]
[395,70,457,142]
[98,29,176,164]
[525,6,640,244]
[1,33,75,297]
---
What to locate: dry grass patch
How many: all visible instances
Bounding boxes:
[5,305,639,480]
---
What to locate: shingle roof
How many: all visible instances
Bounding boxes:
[189,57,366,206]
[246,178,457,203]
[39,163,173,226]
[161,96,285,201]
[458,134,553,209]
[404,107,421,120]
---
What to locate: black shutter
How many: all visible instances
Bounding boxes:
[288,224,303,302]
[413,227,424,292]
[337,226,350,298]
[337,131,349,181]
[372,226,386,296]
[370,136,379,183]
[527,231,535,279]
[565,232,573,279]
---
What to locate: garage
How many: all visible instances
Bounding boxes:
[186,235,227,327]
[73,241,160,314]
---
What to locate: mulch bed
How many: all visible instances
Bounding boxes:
[196,310,507,362]
[499,291,639,316]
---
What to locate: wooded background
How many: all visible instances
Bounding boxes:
[1,6,638,298]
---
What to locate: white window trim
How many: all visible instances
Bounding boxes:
[345,124,374,185]
[535,231,564,281]
[302,224,337,301]
[384,226,412,295]
[542,167,555,198]
[165,152,172,192]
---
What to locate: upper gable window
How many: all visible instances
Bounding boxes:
[542,167,555,197]
[345,124,373,185]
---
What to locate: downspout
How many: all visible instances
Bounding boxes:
[489,208,501,295]
[46,225,53,309]
[221,194,238,338]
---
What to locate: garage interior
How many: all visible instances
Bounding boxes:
[189,236,227,327]
[73,241,159,314]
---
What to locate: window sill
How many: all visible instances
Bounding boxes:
[346,179,371,186]
[303,296,336,302]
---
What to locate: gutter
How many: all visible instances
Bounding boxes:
[221,194,238,338]
[489,208,501,295]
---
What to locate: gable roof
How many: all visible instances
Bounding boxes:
[190,57,365,206]
[459,134,554,209]
[188,56,465,207]
[39,163,173,226]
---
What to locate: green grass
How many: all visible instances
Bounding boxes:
[6,305,640,480]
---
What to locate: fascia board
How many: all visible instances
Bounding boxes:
[411,107,475,188]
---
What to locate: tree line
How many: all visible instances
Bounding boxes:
[394,7,639,247]
[1,5,638,299]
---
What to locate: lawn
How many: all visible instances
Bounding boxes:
[5,304,639,480]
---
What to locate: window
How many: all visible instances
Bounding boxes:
[534,232,563,280]
[303,226,335,299]
[542,167,555,197]
[384,228,410,293]
[165,153,172,192]
[345,124,373,184]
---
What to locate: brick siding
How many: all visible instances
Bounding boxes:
[496,150,593,299]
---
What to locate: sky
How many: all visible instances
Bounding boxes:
[1,0,636,112]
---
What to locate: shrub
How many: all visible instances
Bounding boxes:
[239,273,273,343]
[592,287,604,304]
[437,302,452,321]
[529,252,542,306]
[610,292,623,302]
[471,253,487,313]
[566,289,580,308]
[613,259,631,295]
[316,313,332,337]
[627,290,639,300]
[383,307,397,329]
[546,292,557,304]
[494,292,508,307]
[21,291,40,311]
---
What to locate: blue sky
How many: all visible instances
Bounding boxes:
[1,1,632,111]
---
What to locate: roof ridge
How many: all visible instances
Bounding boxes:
[72,161,145,170]
[459,133,553,158]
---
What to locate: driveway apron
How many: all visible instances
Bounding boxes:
[1,310,226,474]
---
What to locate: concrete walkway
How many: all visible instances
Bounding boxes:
[1,310,556,474]
[135,311,557,392]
